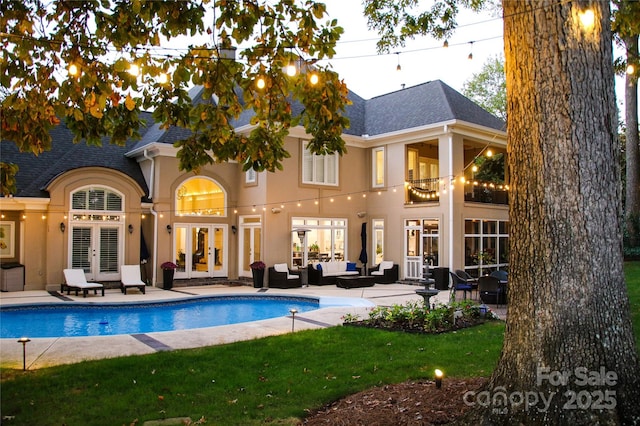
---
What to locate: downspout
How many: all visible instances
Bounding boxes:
[144,149,158,287]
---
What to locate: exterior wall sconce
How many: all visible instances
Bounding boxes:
[128,224,134,234]
[356,211,367,218]
[231,225,237,234]
[271,207,282,214]
[59,222,66,233]
[166,224,172,234]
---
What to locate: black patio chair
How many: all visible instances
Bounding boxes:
[449,271,475,300]
[478,275,505,307]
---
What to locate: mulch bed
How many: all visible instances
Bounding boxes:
[300,315,495,425]
[301,377,488,425]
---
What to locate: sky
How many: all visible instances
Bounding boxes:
[316,1,630,114]
[318,1,505,99]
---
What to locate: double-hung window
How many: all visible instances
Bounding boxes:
[302,141,338,186]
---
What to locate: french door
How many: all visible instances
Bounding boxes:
[173,224,228,279]
[239,215,262,278]
[70,224,123,281]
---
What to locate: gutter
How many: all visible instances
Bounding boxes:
[143,148,158,287]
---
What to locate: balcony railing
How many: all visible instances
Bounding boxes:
[406,178,440,203]
[406,178,509,205]
[464,181,509,205]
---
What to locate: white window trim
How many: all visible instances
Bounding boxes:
[301,141,339,186]
[372,147,385,188]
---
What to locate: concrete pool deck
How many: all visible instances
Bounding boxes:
[0,283,504,370]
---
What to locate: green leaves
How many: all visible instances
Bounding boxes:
[2,0,348,173]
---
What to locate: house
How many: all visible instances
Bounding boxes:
[0,80,507,290]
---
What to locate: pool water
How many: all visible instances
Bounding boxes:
[0,296,319,338]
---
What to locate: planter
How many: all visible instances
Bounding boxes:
[252,268,265,288]
[162,268,174,290]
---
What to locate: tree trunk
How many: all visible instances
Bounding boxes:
[463,1,640,424]
[624,34,639,248]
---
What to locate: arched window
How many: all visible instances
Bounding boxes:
[176,177,226,216]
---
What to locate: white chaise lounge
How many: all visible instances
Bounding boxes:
[120,265,146,294]
[62,268,105,297]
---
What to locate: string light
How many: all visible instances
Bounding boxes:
[309,73,319,85]
[627,64,635,75]
[467,41,474,60]
[157,73,169,84]
[395,52,401,71]
[128,63,140,77]
[68,63,79,76]
[256,77,266,89]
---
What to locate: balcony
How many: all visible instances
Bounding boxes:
[464,181,509,205]
[406,178,440,203]
[406,179,509,205]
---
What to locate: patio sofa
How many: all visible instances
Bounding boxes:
[307,261,360,285]
[368,261,399,284]
[268,264,302,288]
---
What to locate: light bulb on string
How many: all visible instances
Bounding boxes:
[627,64,635,75]
[157,73,169,84]
[486,149,493,157]
[309,73,319,85]
[443,40,449,48]
[395,52,401,71]
[468,41,474,60]
[68,63,79,76]
[128,63,140,77]
[256,77,266,89]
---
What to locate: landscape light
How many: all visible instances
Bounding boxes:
[434,369,443,389]
[17,337,31,370]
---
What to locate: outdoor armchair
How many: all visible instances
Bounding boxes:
[268,264,302,288]
[478,275,505,307]
[368,261,399,284]
[449,271,476,300]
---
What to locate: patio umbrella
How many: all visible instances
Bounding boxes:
[140,230,150,262]
[358,222,368,274]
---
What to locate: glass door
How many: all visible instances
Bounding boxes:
[174,224,228,279]
[239,216,262,277]
[404,219,422,279]
[70,224,122,281]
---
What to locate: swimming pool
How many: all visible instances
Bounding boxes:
[0,295,321,338]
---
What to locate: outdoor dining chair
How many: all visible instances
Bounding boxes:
[449,271,476,300]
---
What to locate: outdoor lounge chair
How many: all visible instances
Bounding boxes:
[120,265,147,294]
[62,268,105,298]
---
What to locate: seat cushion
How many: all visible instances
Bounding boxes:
[379,261,394,271]
[274,263,289,273]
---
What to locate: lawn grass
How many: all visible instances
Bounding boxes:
[1,261,638,426]
[625,261,640,349]
[1,323,505,425]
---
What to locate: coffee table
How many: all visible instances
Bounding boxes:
[336,275,376,288]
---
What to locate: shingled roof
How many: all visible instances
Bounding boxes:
[1,80,503,199]
[363,80,505,135]
[0,114,152,199]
